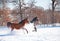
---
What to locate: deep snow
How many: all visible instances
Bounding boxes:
[0,23,60,41]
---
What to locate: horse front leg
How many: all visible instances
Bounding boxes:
[11,27,14,31]
[34,26,37,32]
[34,23,37,32]
[32,26,37,32]
[22,28,28,34]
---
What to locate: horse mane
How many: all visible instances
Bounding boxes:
[19,18,27,24]
[30,17,38,23]
[19,20,24,24]
[7,22,11,27]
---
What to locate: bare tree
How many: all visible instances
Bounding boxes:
[19,0,26,20]
[28,0,36,14]
[7,0,26,21]
[19,0,22,20]
[51,0,60,24]
[51,0,56,24]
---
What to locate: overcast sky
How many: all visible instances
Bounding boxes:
[25,0,51,10]
[8,0,51,10]
[0,0,52,10]
[1,0,60,10]
[36,0,51,10]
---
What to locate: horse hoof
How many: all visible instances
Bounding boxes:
[32,30,37,32]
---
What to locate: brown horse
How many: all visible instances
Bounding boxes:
[7,18,29,33]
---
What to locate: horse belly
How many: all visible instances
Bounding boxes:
[15,25,23,30]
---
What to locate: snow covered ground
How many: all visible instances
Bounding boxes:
[0,23,60,41]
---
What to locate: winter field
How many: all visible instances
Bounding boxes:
[0,23,60,41]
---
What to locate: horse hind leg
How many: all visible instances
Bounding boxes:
[22,28,28,34]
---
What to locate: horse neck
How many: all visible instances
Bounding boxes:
[20,21,26,25]
[24,20,29,24]
[31,18,38,23]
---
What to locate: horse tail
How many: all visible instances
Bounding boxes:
[7,22,11,27]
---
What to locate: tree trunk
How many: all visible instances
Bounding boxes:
[19,0,23,21]
[51,0,55,23]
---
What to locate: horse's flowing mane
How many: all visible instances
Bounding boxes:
[30,17,38,23]
[19,18,27,24]
[7,22,11,27]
